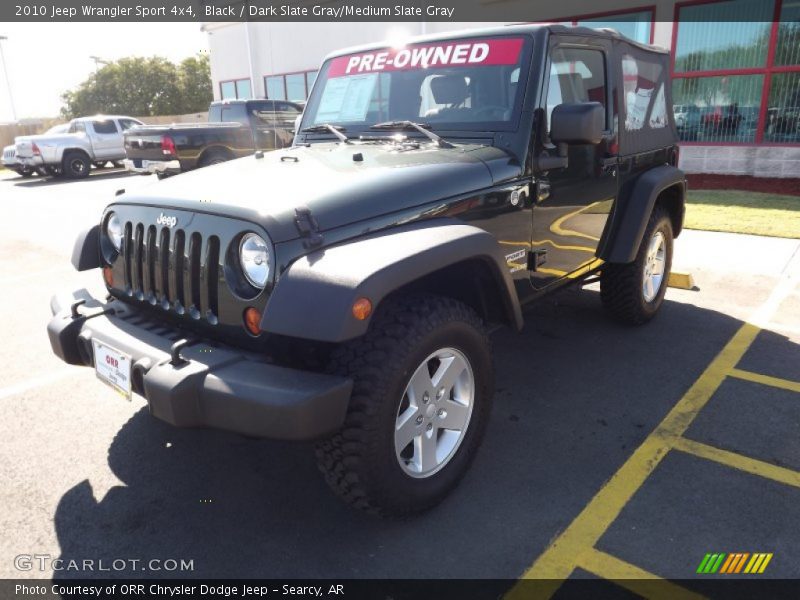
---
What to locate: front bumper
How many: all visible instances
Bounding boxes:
[122,158,181,175]
[47,289,353,440]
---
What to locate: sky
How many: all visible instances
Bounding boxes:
[0,23,208,122]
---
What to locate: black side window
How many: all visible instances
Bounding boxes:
[92,120,118,134]
[622,54,667,131]
[546,47,608,134]
[68,121,85,134]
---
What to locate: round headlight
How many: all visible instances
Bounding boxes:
[106,212,123,251]
[239,233,270,289]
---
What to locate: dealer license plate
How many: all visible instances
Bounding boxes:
[92,340,132,401]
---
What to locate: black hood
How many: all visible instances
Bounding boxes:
[114,142,515,242]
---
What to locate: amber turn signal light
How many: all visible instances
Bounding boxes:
[351,297,372,321]
[243,307,262,336]
[102,266,114,287]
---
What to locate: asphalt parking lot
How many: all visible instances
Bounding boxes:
[1,167,799,595]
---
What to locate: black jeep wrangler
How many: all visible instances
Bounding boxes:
[48,25,685,517]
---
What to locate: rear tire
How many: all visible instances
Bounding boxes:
[316,294,494,518]
[601,206,673,325]
[198,150,230,168]
[62,151,90,179]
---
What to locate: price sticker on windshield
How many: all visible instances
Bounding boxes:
[328,37,525,77]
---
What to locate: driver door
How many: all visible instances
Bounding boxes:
[531,42,617,290]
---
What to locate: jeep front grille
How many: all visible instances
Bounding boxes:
[121,221,220,324]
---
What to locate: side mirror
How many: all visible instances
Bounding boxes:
[550,102,605,145]
[535,102,605,172]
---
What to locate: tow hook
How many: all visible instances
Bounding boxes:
[170,338,196,366]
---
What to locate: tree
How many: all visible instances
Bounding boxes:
[176,54,213,113]
[60,54,212,118]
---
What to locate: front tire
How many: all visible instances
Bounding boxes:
[601,206,673,325]
[316,294,493,518]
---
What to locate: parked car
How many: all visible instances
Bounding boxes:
[122,99,302,178]
[15,115,143,179]
[674,104,702,140]
[48,25,685,517]
[3,123,68,177]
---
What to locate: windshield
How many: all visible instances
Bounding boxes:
[302,36,530,136]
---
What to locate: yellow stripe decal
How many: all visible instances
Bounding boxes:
[743,554,759,574]
[758,554,773,573]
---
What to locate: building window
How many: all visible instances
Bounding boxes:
[264,70,319,102]
[765,72,800,143]
[220,78,252,100]
[265,76,286,101]
[285,73,307,102]
[673,0,800,145]
[306,70,318,92]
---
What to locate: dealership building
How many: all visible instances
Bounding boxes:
[203,0,800,177]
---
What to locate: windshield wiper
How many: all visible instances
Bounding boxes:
[300,124,350,144]
[369,121,453,148]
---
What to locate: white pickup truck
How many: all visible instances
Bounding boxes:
[15,115,143,179]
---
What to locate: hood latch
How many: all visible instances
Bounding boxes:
[294,206,323,249]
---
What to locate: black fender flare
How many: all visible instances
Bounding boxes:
[71,225,101,271]
[262,220,523,343]
[602,165,686,264]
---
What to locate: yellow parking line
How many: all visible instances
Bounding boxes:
[508,323,760,599]
[729,368,800,394]
[672,437,800,489]
[579,549,707,600]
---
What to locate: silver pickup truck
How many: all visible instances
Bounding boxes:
[15,115,143,178]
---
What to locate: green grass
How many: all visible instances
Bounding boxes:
[685,190,800,239]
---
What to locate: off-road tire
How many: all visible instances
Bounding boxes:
[62,151,90,179]
[315,294,494,518]
[601,205,673,325]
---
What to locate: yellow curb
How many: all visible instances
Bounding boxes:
[668,271,696,290]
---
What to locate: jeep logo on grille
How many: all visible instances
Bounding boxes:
[156,213,177,228]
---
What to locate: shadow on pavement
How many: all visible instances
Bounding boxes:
[51,288,800,580]
[12,169,135,188]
